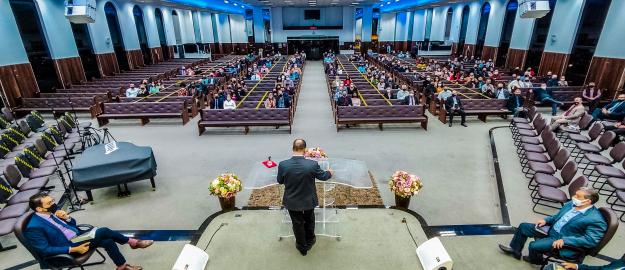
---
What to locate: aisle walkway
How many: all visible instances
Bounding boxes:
[291,61,337,134]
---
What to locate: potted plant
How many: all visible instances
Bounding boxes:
[209,173,242,211]
[388,171,423,208]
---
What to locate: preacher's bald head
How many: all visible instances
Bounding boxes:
[293,139,307,152]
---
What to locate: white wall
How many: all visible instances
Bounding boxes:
[411,9,426,42]
[230,14,247,43]
[378,12,395,42]
[270,7,354,44]
[463,1,483,45]
[200,12,215,43]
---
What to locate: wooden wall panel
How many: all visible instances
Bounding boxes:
[126,49,145,69]
[150,47,164,64]
[538,51,569,76]
[462,44,476,58]
[481,45,498,63]
[506,48,528,69]
[95,52,120,77]
[0,63,38,108]
[166,46,175,60]
[585,56,625,99]
[233,43,249,55]
[451,43,458,56]
[53,57,86,88]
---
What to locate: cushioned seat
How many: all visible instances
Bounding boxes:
[534,173,563,187]
[618,190,625,202]
[529,162,556,174]
[29,166,56,178]
[595,165,625,178]
[18,177,49,191]
[521,136,541,145]
[0,203,29,219]
[607,178,625,190]
[515,123,533,130]
[7,189,40,205]
[38,159,59,168]
[523,144,546,153]
[568,133,591,143]
[513,117,529,124]
[526,152,550,162]
[584,153,612,165]
[0,218,16,235]
[537,186,568,202]
[518,129,538,137]
[577,143,601,153]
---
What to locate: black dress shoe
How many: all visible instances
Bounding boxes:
[498,244,521,260]
[298,249,307,256]
[461,123,467,127]
[448,122,453,127]
[522,256,544,265]
[307,237,316,251]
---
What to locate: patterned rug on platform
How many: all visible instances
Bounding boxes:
[247,172,384,207]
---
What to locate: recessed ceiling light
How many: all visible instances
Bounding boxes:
[224,0,229,3]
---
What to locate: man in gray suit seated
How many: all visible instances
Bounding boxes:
[277,139,333,256]
[499,187,608,265]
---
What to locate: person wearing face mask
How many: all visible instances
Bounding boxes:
[402,90,419,105]
[507,88,526,117]
[547,74,560,87]
[495,83,511,100]
[531,83,564,116]
[591,93,625,121]
[445,90,467,127]
[549,97,586,131]
[337,91,352,106]
[24,194,153,270]
[582,82,601,112]
[499,187,608,265]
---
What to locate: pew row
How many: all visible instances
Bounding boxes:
[335,105,428,131]
[96,101,189,127]
[197,108,292,135]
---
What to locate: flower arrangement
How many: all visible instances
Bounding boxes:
[209,173,242,198]
[304,147,328,159]
[388,171,423,198]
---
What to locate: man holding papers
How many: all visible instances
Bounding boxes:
[24,193,154,270]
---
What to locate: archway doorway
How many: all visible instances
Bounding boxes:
[154,8,170,60]
[133,5,152,65]
[496,0,518,67]
[475,2,491,59]
[9,0,57,92]
[104,2,129,70]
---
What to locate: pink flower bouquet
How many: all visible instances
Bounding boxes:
[209,173,242,198]
[388,171,423,198]
[304,147,328,159]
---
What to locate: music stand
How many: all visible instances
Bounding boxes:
[245,157,373,241]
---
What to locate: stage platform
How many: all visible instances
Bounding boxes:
[193,209,536,270]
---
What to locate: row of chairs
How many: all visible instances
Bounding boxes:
[509,108,620,265]
[0,110,85,251]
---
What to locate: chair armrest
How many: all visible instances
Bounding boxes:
[44,254,76,267]
[561,244,587,254]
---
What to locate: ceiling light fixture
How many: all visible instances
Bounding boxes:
[224,0,229,3]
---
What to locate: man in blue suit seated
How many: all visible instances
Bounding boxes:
[591,93,625,121]
[24,194,154,270]
[498,187,608,265]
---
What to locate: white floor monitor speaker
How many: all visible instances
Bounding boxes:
[172,244,209,270]
[416,237,453,270]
